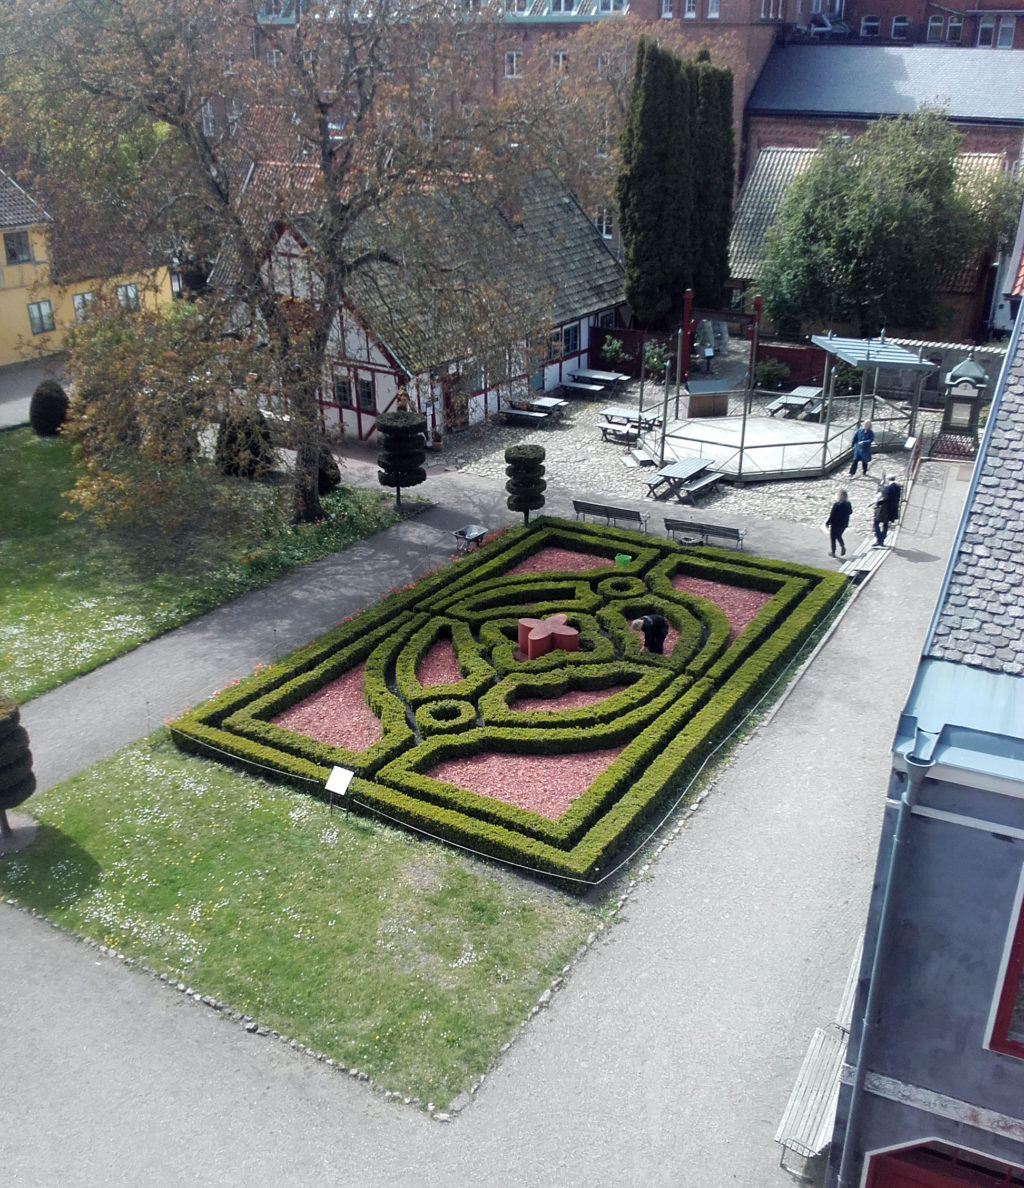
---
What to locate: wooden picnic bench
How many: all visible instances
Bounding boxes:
[501,407,550,426]
[599,420,638,444]
[573,499,649,532]
[664,517,745,548]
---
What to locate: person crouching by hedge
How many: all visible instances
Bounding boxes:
[825,488,852,558]
[632,614,669,655]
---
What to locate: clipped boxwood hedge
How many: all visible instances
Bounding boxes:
[171,516,847,888]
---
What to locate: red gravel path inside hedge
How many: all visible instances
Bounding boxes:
[272,664,381,751]
[671,576,771,639]
[506,547,613,575]
[417,639,461,686]
[512,684,629,713]
[429,746,624,820]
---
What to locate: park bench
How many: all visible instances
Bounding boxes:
[561,381,606,396]
[573,499,649,532]
[775,1023,847,1180]
[664,517,745,549]
[599,420,639,445]
[803,400,824,421]
[501,407,550,426]
[676,472,723,504]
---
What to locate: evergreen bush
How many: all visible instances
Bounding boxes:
[215,407,275,478]
[28,379,70,436]
[505,444,546,525]
[0,695,35,838]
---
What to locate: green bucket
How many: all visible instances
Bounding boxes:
[614,554,631,569]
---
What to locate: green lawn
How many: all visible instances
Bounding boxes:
[0,733,601,1104]
[0,428,400,702]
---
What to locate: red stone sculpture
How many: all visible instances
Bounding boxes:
[517,613,580,661]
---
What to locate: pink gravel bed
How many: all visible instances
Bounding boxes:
[417,638,461,685]
[671,576,771,639]
[272,663,381,751]
[429,746,624,820]
[506,547,613,575]
[512,684,629,713]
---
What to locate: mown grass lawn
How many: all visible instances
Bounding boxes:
[0,732,601,1105]
[0,427,401,702]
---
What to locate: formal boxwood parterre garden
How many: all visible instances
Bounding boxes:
[171,517,847,888]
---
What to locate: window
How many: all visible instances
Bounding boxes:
[27,300,54,335]
[596,122,611,158]
[860,15,879,36]
[265,47,283,69]
[597,0,625,10]
[595,209,613,239]
[661,0,673,16]
[707,0,719,16]
[990,878,1024,1058]
[201,98,216,137]
[226,97,243,135]
[72,291,94,322]
[596,51,610,77]
[116,283,140,311]
[946,14,962,41]
[891,14,908,38]
[357,376,374,412]
[684,0,696,17]
[504,50,521,79]
[332,372,352,406]
[550,0,574,10]
[551,50,568,70]
[978,15,996,45]
[4,230,32,265]
[506,0,527,11]
[927,14,943,40]
[997,16,1016,46]
[224,54,236,75]
[562,323,580,357]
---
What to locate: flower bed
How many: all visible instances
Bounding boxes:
[171,517,847,886]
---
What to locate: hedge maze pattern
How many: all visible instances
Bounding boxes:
[171,518,846,886]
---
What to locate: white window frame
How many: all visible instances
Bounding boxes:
[116,283,140,312]
[72,291,95,322]
[562,323,580,357]
[595,209,613,239]
[997,16,1016,46]
[946,14,962,41]
[891,14,908,39]
[661,0,673,16]
[598,0,625,10]
[707,0,719,17]
[27,299,54,335]
[596,51,611,77]
[927,14,943,40]
[551,49,569,70]
[977,15,996,45]
[684,0,696,17]
[201,98,216,137]
[4,230,32,265]
[506,0,527,11]
[550,0,574,10]
[265,47,283,69]
[503,50,522,79]
[860,14,879,36]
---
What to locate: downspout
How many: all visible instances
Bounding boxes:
[835,730,938,1188]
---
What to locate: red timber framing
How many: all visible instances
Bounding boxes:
[866,1144,1024,1187]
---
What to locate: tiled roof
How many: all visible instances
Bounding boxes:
[728,146,816,282]
[927,317,1024,676]
[730,146,1005,289]
[0,168,47,230]
[748,46,1024,124]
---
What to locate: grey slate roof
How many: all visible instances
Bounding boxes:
[0,168,47,231]
[927,316,1024,676]
[748,46,1024,124]
[729,147,815,282]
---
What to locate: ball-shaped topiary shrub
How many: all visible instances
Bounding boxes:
[215,407,276,478]
[377,410,427,508]
[29,379,70,436]
[0,695,36,839]
[505,443,546,525]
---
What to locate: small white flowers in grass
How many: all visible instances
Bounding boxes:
[450,944,479,969]
[288,802,313,824]
[320,826,338,845]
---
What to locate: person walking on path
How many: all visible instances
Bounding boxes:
[873,475,902,546]
[849,421,874,476]
[632,614,669,655]
[825,489,853,558]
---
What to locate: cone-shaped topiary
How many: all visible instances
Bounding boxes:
[505,443,546,525]
[0,695,35,838]
[29,379,70,436]
[215,407,276,478]
[377,410,427,509]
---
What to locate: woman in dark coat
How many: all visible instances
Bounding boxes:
[825,489,853,558]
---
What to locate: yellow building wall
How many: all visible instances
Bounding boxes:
[0,223,174,367]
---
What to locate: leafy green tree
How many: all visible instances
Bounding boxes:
[616,39,734,328]
[759,108,1023,336]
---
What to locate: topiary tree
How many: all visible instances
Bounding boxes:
[505,443,546,525]
[377,410,427,509]
[29,379,70,436]
[0,695,36,839]
[215,407,276,479]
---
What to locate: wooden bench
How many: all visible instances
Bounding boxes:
[561,381,606,396]
[664,517,745,548]
[599,420,639,445]
[677,472,723,504]
[501,407,550,426]
[573,499,649,532]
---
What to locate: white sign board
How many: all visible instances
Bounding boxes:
[326,766,354,798]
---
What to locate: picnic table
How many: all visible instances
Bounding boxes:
[602,406,661,431]
[645,457,710,500]
[570,368,630,389]
[767,386,822,418]
[528,395,569,417]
